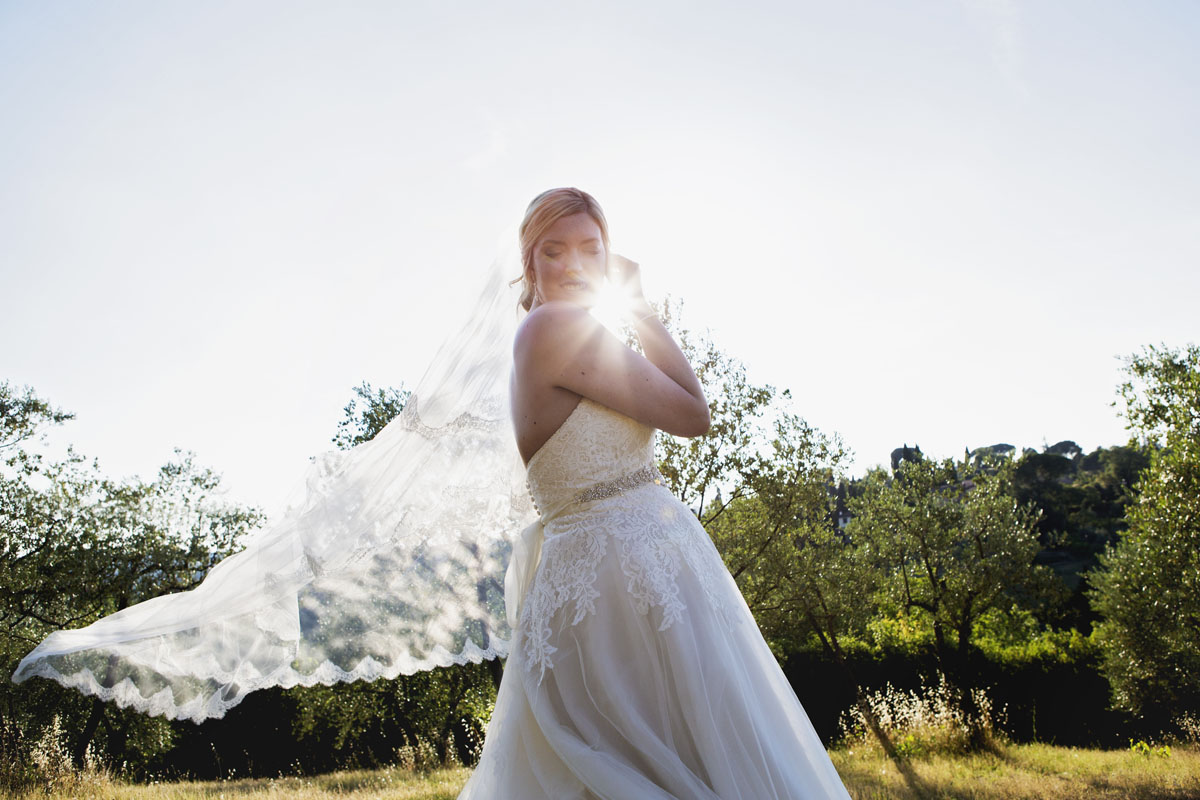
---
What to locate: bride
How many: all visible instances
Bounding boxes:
[13,187,850,799]
[458,188,850,798]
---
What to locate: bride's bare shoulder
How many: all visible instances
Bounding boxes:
[513,302,599,360]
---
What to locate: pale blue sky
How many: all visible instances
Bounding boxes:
[2,1,1197,515]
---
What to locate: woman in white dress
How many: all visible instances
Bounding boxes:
[458,188,851,799]
[13,186,850,799]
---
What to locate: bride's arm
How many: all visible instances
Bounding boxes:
[608,253,708,433]
[626,305,709,426]
[517,305,709,437]
[515,256,710,439]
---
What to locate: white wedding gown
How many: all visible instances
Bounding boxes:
[459,397,851,799]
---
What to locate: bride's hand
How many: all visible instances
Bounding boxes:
[607,253,653,318]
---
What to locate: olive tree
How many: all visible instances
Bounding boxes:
[847,455,1055,740]
[0,382,262,779]
[1090,344,1200,719]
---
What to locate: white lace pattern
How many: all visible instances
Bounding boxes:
[520,399,730,681]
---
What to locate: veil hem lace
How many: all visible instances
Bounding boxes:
[16,638,512,724]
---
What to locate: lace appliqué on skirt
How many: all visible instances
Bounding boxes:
[520,483,731,682]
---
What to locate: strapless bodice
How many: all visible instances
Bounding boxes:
[525,398,657,523]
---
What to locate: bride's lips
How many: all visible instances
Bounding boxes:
[562,281,591,291]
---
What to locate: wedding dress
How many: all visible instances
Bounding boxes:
[459,396,850,799]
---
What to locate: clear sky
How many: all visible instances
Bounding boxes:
[2,1,1197,517]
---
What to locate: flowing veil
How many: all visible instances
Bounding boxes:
[12,249,537,723]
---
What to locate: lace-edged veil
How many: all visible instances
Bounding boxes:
[12,248,536,723]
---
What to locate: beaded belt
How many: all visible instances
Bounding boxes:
[572,463,664,505]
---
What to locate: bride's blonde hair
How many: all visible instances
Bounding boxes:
[514,188,610,311]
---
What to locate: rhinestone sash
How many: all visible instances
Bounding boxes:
[573,463,664,505]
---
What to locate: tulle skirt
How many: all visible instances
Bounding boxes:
[458,517,852,800]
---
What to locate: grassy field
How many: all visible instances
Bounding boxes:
[830,743,1200,799]
[11,744,1199,800]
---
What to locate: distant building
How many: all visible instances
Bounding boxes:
[890,443,923,471]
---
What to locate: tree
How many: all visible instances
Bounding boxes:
[0,381,262,778]
[847,455,1056,741]
[651,300,774,522]
[1012,442,1150,630]
[704,407,850,654]
[332,382,410,450]
[1090,344,1200,719]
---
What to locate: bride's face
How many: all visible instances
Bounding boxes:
[531,212,607,308]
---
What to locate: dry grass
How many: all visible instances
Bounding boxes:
[1,765,473,800]
[5,745,1199,799]
[832,742,1200,799]
[838,673,1007,760]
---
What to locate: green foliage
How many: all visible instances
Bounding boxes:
[865,613,936,655]
[1090,344,1200,717]
[785,631,1124,748]
[845,455,1063,746]
[653,299,775,521]
[1128,738,1171,757]
[0,381,261,785]
[703,411,856,655]
[332,382,410,450]
[848,457,1057,671]
[861,607,1098,668]
[971,609,1099,666]
[651,306,860,657]
[287,663,496,768]
[1011,442,1151,632]
[0,383,73,451]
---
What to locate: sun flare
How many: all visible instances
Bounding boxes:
[589,280,634,336]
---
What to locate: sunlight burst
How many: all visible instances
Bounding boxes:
[589,280,633,336]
